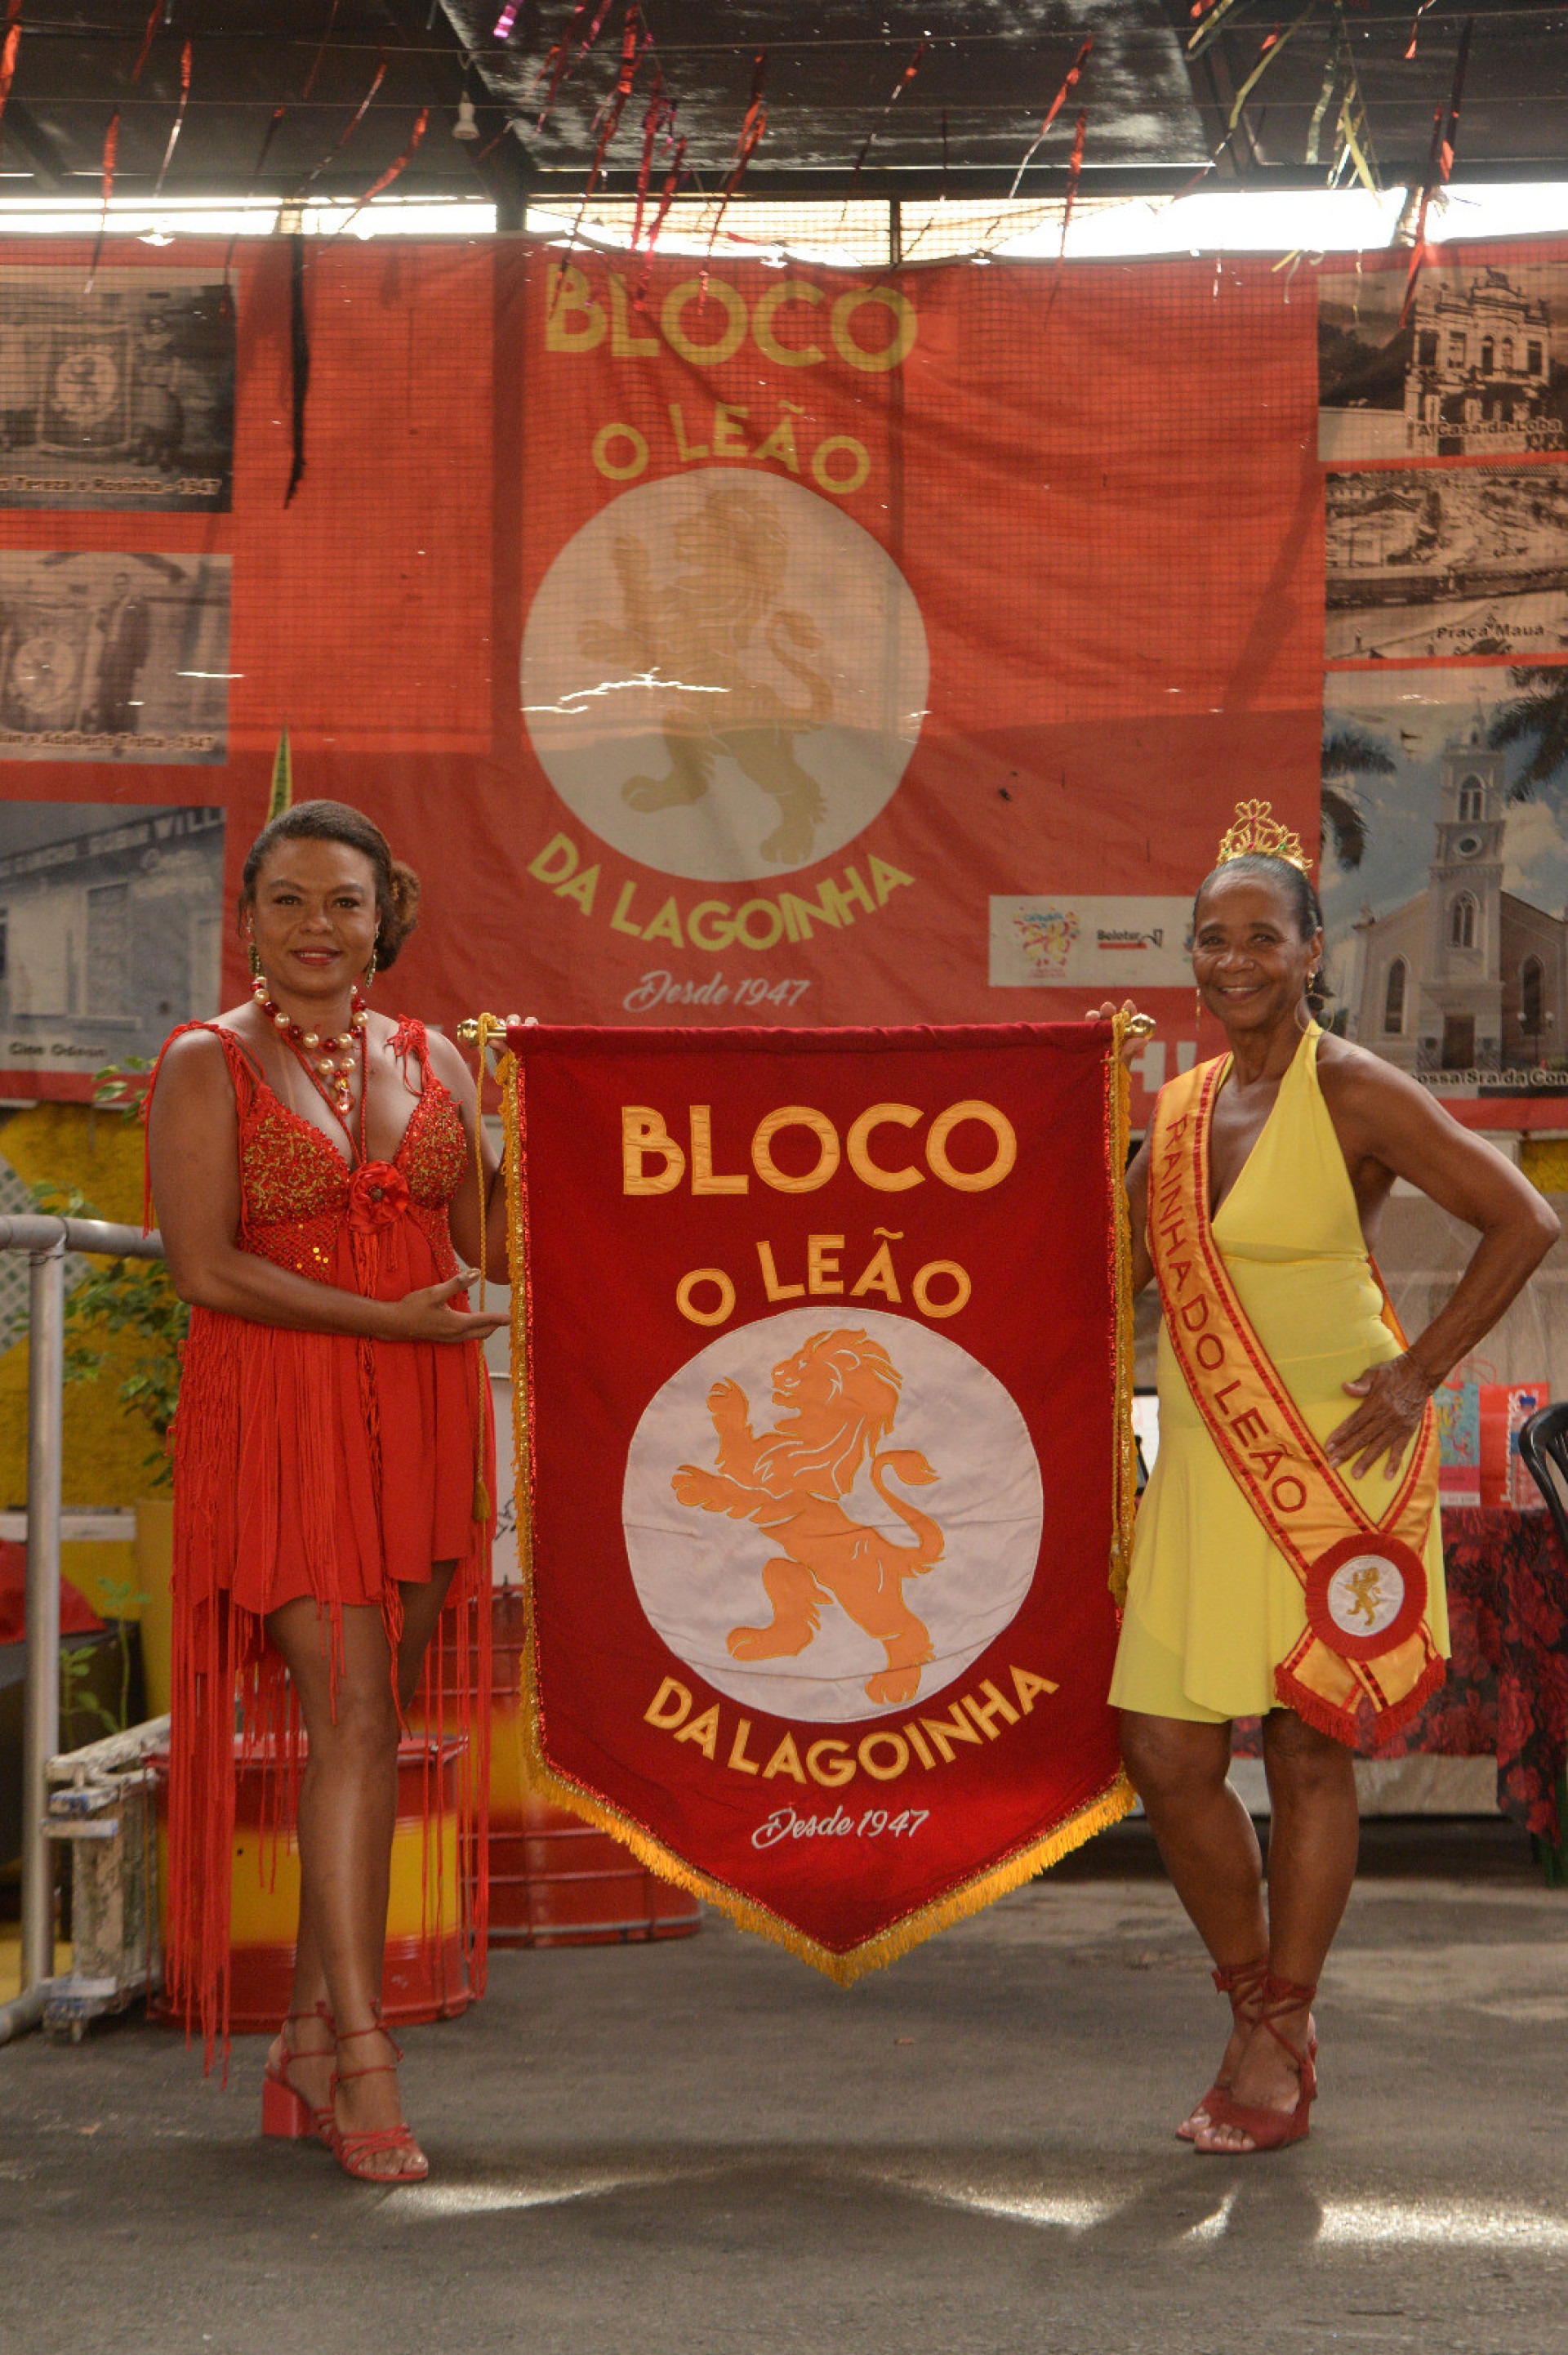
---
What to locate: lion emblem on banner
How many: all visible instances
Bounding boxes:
[671,1326,944,1706]
[577,484,835,867]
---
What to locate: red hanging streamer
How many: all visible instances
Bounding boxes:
[582,4,646,198]
[287,56,387,203]
[633,129,686,308]
[1042,106,1088,326]
[129,0,160,84]
[222,102,286,289]
[701,49,768,294]
[534,0,615,133]
[1007,36,1092,202]
[1400,15,1472,325]
[333,104,430,235]
[301,0,343,103]
[546,4,647,314]
[0,5,22,172]
[150,38,193,200]
[844,35,929,202]
[630,66,672,253]
[87,107,119,292]
[1405,0,1440,60]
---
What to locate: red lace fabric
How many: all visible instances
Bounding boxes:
[146,1016,492,2062]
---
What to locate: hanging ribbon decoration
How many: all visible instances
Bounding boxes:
[630,65,673,254]
[0,2,22,173]
[700,48,768,297]
[301,0,343,103]
[222,101,286,295]
[633,129,687,307]
[149,38,193,200]
[87,109,119,292]
[546,5,647,320]
[534,0,615,134]
[331,105,430,236]
[1006,36,1091,202]
[286,55,386,204]
[1400,13,1472,325]
[1041,105,1088,323]
[1405,0,1440,60]
[129,0,161,84]
[574,8,648,224]
[285,230,310,506]
[841,33,928,216]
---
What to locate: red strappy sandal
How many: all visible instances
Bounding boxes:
[327,2011,430,2185]
[1196,1972,1317,2155]
[261,2002,336,2145]
[1176,1955,1268,2143]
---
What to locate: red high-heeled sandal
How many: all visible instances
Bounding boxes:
[1197,1973,1318,2155]
[261,2002,336,2145]
[1176,1955,1267,2143]
[327,2011,429,2185]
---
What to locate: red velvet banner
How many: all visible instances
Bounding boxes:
[501,1014,1135,1976]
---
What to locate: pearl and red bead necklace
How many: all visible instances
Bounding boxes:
[252,977,370,1122]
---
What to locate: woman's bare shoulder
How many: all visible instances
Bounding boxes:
[152,1018,248,1098]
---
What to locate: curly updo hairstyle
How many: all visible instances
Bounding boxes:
[1191,850,1330,1015]
[240,800,421,970]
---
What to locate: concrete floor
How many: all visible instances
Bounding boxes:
[3,1822,1568,2355]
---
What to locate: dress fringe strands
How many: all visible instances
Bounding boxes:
[478,1012,1139,1986]
[147,1019,493,2066]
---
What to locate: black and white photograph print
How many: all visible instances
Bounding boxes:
[0,551,229,764]
[0,800,225,1082]
[1318,256,1568,466]
[1319,664,1568,1093]
[1325,465,1568,663]
[0,269,234,511]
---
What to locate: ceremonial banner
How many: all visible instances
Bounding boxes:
[495,1014,1136,1977]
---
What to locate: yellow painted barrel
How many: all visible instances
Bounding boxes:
[154,1737,472,2033]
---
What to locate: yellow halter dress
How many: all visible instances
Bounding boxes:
[1109,1025,1450,1725]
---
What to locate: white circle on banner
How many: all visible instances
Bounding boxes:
[621,1307,1043,1724]
[1324,1551,1407,1640]
[520,467,929,883]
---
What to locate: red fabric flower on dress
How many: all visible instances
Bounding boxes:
[347,1161,410,1233]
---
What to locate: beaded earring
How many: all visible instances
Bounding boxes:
[363,947,378,989]
[248,941,263,983]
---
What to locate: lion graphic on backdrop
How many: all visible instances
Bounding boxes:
[577,484,835,866]
[671,1327,943,1706]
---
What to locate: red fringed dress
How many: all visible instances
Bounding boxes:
[149,1016,493,2058]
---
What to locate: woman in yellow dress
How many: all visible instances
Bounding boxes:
[1106,807,1557,2154]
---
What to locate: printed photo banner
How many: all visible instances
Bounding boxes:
[492,1013,1137,1979]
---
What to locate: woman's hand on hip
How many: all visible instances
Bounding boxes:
[381,1271,510,1345]
[1326,1354,1437,1481]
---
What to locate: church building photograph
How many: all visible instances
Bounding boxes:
[1324,680,1568,1089]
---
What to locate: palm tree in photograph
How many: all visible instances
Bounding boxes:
[1320,723,1392,870]
[1489,667,1568,794]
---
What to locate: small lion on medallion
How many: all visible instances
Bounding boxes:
[577,484,834,866]
[671,1327,942,1706]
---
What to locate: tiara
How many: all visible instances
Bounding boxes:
[1214,798,1311,874]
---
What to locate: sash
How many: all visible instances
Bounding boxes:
[1147,1052,1444,1743]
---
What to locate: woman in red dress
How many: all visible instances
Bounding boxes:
[147,800,508,2183]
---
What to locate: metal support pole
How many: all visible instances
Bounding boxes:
[20,1237,65,1995]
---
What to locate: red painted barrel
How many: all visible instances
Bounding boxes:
[153,1737,473,2033]
[488,1587,700,1948]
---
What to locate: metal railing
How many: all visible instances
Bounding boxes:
[0,1215,165,2048]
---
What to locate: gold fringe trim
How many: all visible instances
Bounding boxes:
[1107,1010,1138,1608]
[489,1020,1138,1984]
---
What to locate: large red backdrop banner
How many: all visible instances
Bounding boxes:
[497,1014,1135,1974]
[2,232,1561,1114]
